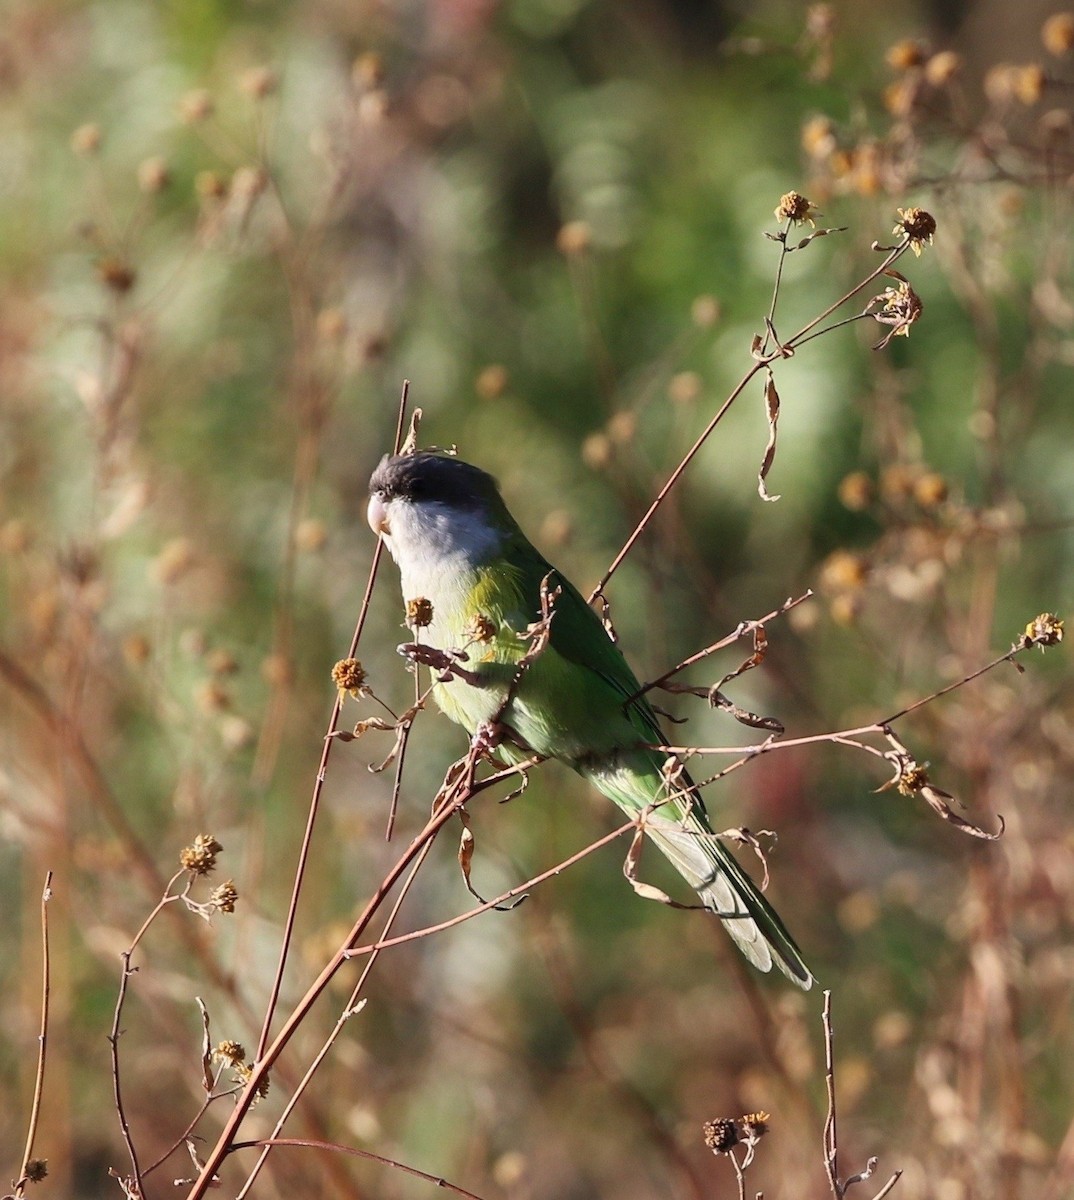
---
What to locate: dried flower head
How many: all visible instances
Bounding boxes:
[893,207,936,254]
[214,1040,246,1066]
[233,1061,271,1103]
[703,1118,739,1154]
[210,879,239,913]
[874,278,924,340]
[1043,12,1074,55]
[1024,612,1064,647]
[886,39,927,71]
[1015,63,1047,105]
[774,191,819,226]
[181,834,223,876]
[913,472,949,508]
[896,763,930,796]
[925,50,961,86]
[740,1111,771,1140]
[406,596,434,628]
[332,657,369,698]
[838,471,874,511]
[820,549,869,593]
[24,1159,48,1183]
[465,613,497,644]
[802,114,837,159]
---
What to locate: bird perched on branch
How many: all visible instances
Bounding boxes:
[367,450,812,988]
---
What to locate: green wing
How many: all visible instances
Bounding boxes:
[487,536,813,989]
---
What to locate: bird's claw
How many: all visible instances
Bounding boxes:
[397,642,481,685]
[470,720,504,759]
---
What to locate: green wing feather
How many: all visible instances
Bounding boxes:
[460,535,812,990]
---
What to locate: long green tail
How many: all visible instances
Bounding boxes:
[581,751,813,989]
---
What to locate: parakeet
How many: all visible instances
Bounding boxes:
[368,451,812,988]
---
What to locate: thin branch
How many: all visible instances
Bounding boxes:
[254,379,411,1063]
[110,871,188,1199]
[13,872,54,1199]
[230,1138,488,1200]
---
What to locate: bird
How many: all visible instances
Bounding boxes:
[367,450,812,988]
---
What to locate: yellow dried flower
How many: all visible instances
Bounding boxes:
[925,50,961,86]
[739,1112,771,1140]
[820,549,869,593]
[210,879,239,913]
[774,190,819,225]
[465,613,497,644]
[1024,612,1064,647]
[1043,12,1074,55]
[180,834,223,876]
[913,472,949,508]
[893,207,936,254]
[838,471,874,512]
[214,1039,246,1065]
[801,115,837,159]
[897,763,930,795]
[406,596,434,628]
[1015,63,1047,105]
[886,39,927,71]
[874,278,924,336]
[332,657,369,698]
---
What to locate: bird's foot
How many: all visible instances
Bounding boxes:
[470,719,505,759]
[397,642,482,686]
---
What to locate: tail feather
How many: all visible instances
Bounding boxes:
[583,756,813,990]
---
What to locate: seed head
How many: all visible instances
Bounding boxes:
[703,1118,739,1154]
[886,40,927,71]
[181,834,223,876]
[838,471,874,512]
[24,1159,48,1183]
[925,51,961,86]
[897,763,930,796]
[1024,612,1064,647]
[214,1040,246,1065]
[874,278,924,338]
[332,657,369,698]
[740,1111,770,1141]
[1043,12,1074,55]
[210,879,239,913]
[240,66,278,99]
[465,613,497,644]
[774,190,819,226]
[893,207,936,254]
[406,597,434,628]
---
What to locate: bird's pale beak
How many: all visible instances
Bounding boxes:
[367,494,390,537]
